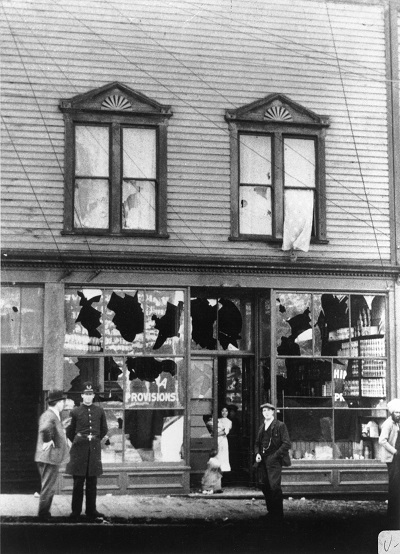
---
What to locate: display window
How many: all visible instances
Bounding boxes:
[64,288,186,465]
[274,291,387,461]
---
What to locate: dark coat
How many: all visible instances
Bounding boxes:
[255,419,291,467]
[35,408,70,466]
[65,403,108,477]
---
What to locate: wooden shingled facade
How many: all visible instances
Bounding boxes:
[1,0,395,262]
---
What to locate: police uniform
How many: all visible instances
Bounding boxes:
[255,403,291,523]
[66,383,108,520]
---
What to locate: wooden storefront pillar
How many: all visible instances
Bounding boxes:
[43,283,64,390]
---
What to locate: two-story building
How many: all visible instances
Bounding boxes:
[1,0,399,496]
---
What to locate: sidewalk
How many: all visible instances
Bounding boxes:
[1,491,391,554]
[0,488,387,523]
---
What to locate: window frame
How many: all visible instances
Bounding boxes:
[60,84,172,237]
[226,95,329,245]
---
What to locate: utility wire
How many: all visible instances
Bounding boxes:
[325,1,388,277]
[1,0,393,256]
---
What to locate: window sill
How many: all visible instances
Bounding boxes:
[62,230,170,239]
[229,235,329,245]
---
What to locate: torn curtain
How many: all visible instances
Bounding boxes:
[282,189,314,252]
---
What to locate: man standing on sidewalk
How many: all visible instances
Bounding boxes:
[35,390,70,522]
[66,382,108,522]
[379,398,400,529]
[255,402,291,525]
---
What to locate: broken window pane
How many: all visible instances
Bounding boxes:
[124,409,184,463]
[75,125,109,177]
[74,179,109,229]
[125,356,183,409]
[276,293,312,356]
[145,290,185,354]
[191,298,218,350]
[316,294,350,356]
[239,134,271,185]
[123,128,156,179]
[104,290,144,355]
[122,179,156,230]
[64,290,103,353]
[1,286,44,348]
[350,294,386,338]
[100,356,124,404]
[64,356,103,405]
[1,287,21,347]
[239,185,272,235]
[102,408,125,464]
[217,298,247,351]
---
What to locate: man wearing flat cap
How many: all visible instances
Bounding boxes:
[35,390,70,522]
[255,402,291,524]
[379,398,400,529]
[66,382,108,522]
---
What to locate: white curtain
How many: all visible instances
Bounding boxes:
[282,189,314,252]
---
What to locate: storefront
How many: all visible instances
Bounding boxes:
[1,260,398,495]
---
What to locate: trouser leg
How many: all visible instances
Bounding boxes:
[71,476,85,516]
[265,463,284,522]
[85,476,98,516]
[387,460,400,529]
[37,462,58,517]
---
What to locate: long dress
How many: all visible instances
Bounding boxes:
[217,417,232,472]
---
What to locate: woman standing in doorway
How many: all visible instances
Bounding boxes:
[217,406,232,472]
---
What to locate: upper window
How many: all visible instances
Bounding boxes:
[60,82,172,236]
[226,94,330,251]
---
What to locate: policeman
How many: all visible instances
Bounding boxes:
[255,402,291,524]
[66,382,108,522]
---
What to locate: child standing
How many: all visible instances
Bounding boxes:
[201,449,223,494]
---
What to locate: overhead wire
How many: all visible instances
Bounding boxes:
[111,2,393,236]
[168,0,397,85]
[1,0,394,259]
[1,4,210,259]
[324,0,388,278]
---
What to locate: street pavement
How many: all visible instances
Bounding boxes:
[0,489,392,554]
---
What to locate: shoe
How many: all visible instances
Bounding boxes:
[87,511,104,518]
[69,513,81,522]
[214,490,223,493]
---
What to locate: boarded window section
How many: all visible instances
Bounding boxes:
[74,125,109,229]
[122,128,156,230]
[239,134,272,235]
[275,292,387,461]
[0,287,44,348]
[282,138,316,251]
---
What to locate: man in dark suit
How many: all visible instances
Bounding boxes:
[255,402,291,524]
[35,389,70,522]
[66,382,108,522]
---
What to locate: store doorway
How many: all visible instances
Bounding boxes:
[189,356,255,488]
[1,354,42,493]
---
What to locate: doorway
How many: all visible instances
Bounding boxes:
[189,356,255,488]
[1,354,42,493]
